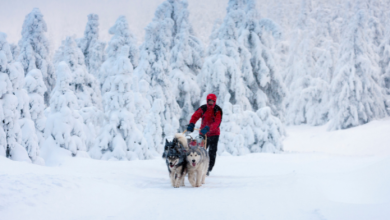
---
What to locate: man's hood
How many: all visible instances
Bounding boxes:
[207,94,217,108]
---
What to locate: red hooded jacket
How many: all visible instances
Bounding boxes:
[189,94,222,136]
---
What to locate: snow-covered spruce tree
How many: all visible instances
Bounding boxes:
[238,0,286,119]
[54,36,102,109]
[379,26,390,110]
[219,94,284,155]
[0,32,31,162]
[54,36,103,150]
[44,62,87,157]
[144,99,164,156]
[24,69,46,146]
[10,44,19,62]
[283,0,332,126]
[218,95,249,156]
[92,45,150,160]
[77,14,106,77]
[135,1,181,138]
[328,9,387,130]
[18,8,54,105]
[170,0,204,130]
[197,3,251,110]
[99,16,138,87]
[11,61,44,164]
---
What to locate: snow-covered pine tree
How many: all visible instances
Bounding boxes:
[379,24,390,108]
[170,0,204,130]
[99,16,138,87]
[219,93,284,155]
[329,9,387,130]
[135,1,181,138]
[93,45,150,160]
[10,44,20,62]
[197,0,251,110]
[44,62,87,157]
[54,36,102,109]
[11,61,44,164]
[54,36,103,150]
[18,8,54,105]
[24,69,46,146]
[218,95,249,156]
[77,14,106,77]
[239,0,286,119]
[0,32,31,162]
[283,0,332,126]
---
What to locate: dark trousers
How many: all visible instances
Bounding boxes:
[202,135,219,171]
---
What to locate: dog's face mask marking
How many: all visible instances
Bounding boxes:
[187,152,201,167]
[168,156,179,168]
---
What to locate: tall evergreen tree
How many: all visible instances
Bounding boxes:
[77,14,106,77]
[329,9,387,130]
[44,62,87,157]
[135,1,181,138]
[170,0,204,130]
[99,16,138,87]
[93,42,149,160]
[18,8,54,105]
[239,0,286,118]
[0,32,31,162]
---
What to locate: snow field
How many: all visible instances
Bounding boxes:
[1,118,390,220]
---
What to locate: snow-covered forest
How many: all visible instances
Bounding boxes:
[1,0,390,164]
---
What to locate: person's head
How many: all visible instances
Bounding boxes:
[207,94,217,107]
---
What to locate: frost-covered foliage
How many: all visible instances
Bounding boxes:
[54,36,102,109]
[239,0,286,119]
[45,62,87,156]
[18,8,54,105]
[54,36,103,150]
[77,14,106,77]
[136,1,181,137]
[99,16,138,87]
[24,69,47,146]
[379,24,390,111]
[93,45,151,161]
[10,44,19,62]
[170,0,204,129]
[12,61,44,164]
[0,32,32,163]
[284,0,335,126]
[328,9,387,130]
[198,0,251,110]
[219,94,284,155]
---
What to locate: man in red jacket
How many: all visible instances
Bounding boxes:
[187,94,222,176]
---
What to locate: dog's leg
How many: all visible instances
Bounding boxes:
[188,171,196,187]
[195,170,202,187]
[170,171,175,187]
[173,170,182,188]
[202,165,207,184]
[202,170,206,184]
[181,175,185,186]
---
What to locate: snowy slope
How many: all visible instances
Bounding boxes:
[1,118,390,220]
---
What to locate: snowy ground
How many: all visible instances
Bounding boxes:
[1,119,390,220]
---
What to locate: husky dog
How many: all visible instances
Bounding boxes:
[186,146,209,187]
[163,133,189,188]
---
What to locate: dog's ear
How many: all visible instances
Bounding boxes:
[165,139,169,144]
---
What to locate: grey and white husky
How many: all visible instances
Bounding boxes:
[164,134,189,188]
[186,146,209,187]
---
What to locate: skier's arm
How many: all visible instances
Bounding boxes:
[209,111,222,132]
[189,108,203,125]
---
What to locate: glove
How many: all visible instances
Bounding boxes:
[187,123,195,132]
[200,126,210,135]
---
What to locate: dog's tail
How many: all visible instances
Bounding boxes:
[175,133,188,150]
